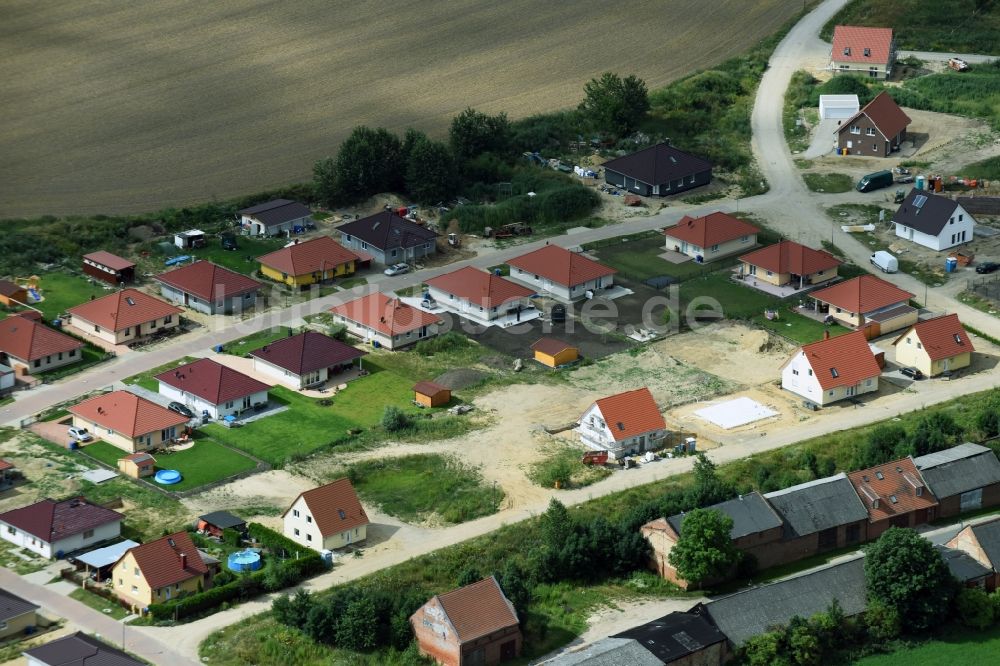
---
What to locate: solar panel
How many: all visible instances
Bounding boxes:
[913,194,928,208]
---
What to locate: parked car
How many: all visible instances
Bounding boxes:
[976,261,1000,274]
[168,402,195,418]
[67,426,93,442]
[900,367,924,380]
[550,304,567,323]
[384,263,409,276]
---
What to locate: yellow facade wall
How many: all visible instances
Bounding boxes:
[259,261,355,287]
[535,348,579,368]
[896,340,971,377]
[112,551,205,613]
[0,609,36,639]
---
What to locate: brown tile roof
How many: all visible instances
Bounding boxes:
[413,381,449,398]
[67,289,181,333]
[69,390,188,438]
[841,91,911,140]
[330,292,442,336]
[507,245,615,287]
[811,275,913,314]
[432,576,519,644]
[893,314,974,361]
[285,477,369,537]
[663,212,760,249]
[796,330,882,391]
[249,331,364,375]
[739,241,841,276]
[0,280,26,298]
[848,457,938,523]
[531,337,576,356]
[601,143,712,186]
[425,267,534,308]
[256,236,360,277]
[83,251,136,272]
[0,316,84,362]
[120,531,207,590]
[0,497,122,544]
[154,261,261,302]
[0,459,13,472]
[154,358,270,405]
[831,25,894,64]
[14,310,42,321]
[593,387,665,441]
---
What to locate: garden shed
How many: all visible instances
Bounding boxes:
[413,381,451,408]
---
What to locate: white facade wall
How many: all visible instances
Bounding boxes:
[427,286,530,323]
[283,496,366,552]
[507,268,614,303]
[157,381,268,419]
[5,347,81,374]
[335,315,438,350]
[577,404,665,460]
[0,519,121,559]
[71,314,179,345]
[0,369,13,393]
[782,352,879,407]
[252,357,326,390]
[894,204,975,252]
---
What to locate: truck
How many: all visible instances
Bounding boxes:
[857,170,894,193]
[870,251,898,273]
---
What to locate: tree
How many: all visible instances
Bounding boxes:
[449,107,511,160]
[331,126,403,204]
[313,156,338,208]
[956,587,994,629]
[667,508,739,588]
[381,405,412,432]
[976,397,1000,438]
[405,135,455,204]
[336,594,379,650]
[273,589,315,628]
[579,72,650,137]
[786,616,822,666]
[741,630,790,666]
[456,565,482,588]
[863,600,901,642]
[687,454,732,507]
[864,527,956,633]
[497,561,531,620]
[901,412,962,457]
[853,424,906,469]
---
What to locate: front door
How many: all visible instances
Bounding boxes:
[846,386,857,397]
[500,640,517,661]
[943,358,950,372]
[680,241,689,254]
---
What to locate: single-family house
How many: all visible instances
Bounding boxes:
[914,443,1000,518]
[830,26,896,79]
[0,362,13,395]
[118,452,156,479]
[0,458,15,490]
[411,576,521,666]
[82,251,136,285]
[111,531,212,613]
[579,387,666,460]
[602,142,712,197]
[847,457,939,540]
[892,189,976,251]
[154,261,261,315]
[0,497,122,559]
[0,589,38,641]
[738,240,841,289]
[69,391,188,454]
[66,288,182,346]
[763,474,869,562]
[414,381,451,408]
[238,199,312,237]
[505,245,616,302]
[331,291,442,349]
[937,544,994,588]
[338,211,438,266]
[893,314,974,377]
[256,236,360,288]
[155,358,270,420]
[818,94,860,120]
[642,492,785,588]
[0,315,84,374]
[22,632,145,666]
[531,338,579,368]
[425,267,535,324]
[662,212,759,263]
[836,91,911,157]
[249,330,365,390]
[947,517,1000,591]
[283,478,369,552]
[781,330,882,407]
[197,511,247,538]
[810,275,916,335]
[0,280,28,307]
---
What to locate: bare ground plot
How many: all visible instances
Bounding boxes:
[0,1,796,217]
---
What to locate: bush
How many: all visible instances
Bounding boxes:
[381,406,412,432]
[414,331,469,356]
[956,587,994,629]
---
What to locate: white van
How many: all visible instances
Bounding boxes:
[870,251,898,273]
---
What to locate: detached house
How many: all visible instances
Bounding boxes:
[811,275,916,336]
[411,576,521,666]
[257,236,360,288]
[238,199,312,237]
[154,261,261,315]
[579,387,665,460]
[67,288,182,346]
[426,267,535,324]
[69,390,188,454]
[602,142,712,197]
[893,314,974,377]
[0,314,83,374]
[847,457,939,540]
[0,589,38,641]
[112,531,212,613]
[662,212,759,263]
[947,517,1000,591]
[781,330,881,407]
[836,91,911,157]
[155,358,269,420]
[738,240,841,289]
[283,478,369,552]
[506,245,616,302]
[0,497,122,559]
[914,443,1000,518]
[893,189,976,251]
[338,211,438,266]
[249,330,365,390]
[830,26,896,79]
[331,291,442,349]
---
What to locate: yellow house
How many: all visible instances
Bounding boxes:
[112,531,212,613]
[68,391,188,454]
[531,337,579,368]
[738,240,841,289]
[893,314,974,377]
[0,589,38,640]
[257,236,359,288]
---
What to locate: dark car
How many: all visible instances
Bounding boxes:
[976,261,1000,274]
[168,402,195,418]
[900,367,924,380]
[550,304,567,323]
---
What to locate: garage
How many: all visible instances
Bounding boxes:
[819,94,860,120]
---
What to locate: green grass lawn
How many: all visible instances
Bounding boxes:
[856,625,1000,665]
[122,356,199,392]
[222,326,294,355]
[590,233,734,283]
[802,172,854,193]
[69,587,129,620]
[34,271,110,320]
[185,237,286,275]
[752,311,848,345]
[963,155,1000,180]
[679,272,785,321]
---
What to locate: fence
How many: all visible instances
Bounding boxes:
[967,275,1000,303]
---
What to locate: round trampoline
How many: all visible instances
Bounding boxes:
[154,469,182,485]
[227,549,262,572]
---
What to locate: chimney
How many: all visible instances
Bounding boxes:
[180,552,187,569]
[823,330,830,340]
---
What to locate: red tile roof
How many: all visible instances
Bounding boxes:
[413,381,449,398]
[0,459,13,472]
[0,497,122,544]
[831,25,894,64]
[425,267,534,308]
[285,478,369,537]
[154,261,261,302]
[120,531,207,590]
[739,241,841,276]
[593,387,665,441]
[69,391,188,438]
[848,457,938,524]
[0,316,83,362]
[83,251,135,271]
[811,275,913,314]
[0,280,26,298]
[893,314,974,361]
[249,331,364,375]
[431,576,519,644]
[531,338,576,356]
[663,212,760,249]
[256,236,360,277]
[67,289,181,333]
[154,358,270,405]
[841,91,911,141]
[330,292,442,336]
[507,245,615,287]
[797,330,881,391]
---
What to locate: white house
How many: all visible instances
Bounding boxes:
[781,330,881,407]
[283,478,369,552]
[506,244,617,302]
[578,387,666,460]
[248,331,364,390]
[425,267,535,324]
[155,358,269,420]
[892,189,976,252]
[331,292,442,349]
[0,497,122,559]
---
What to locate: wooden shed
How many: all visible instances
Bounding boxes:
[531,338,579,368]
[82,251,136,286]
[0,280,28,308]
[118,452,156,479]
[413,381,451,408]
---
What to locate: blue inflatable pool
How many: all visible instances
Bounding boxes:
[154,469,182,485]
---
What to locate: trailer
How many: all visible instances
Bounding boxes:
[581,451,609,465]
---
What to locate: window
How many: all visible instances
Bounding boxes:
[863,47,871,57]
[866,379,872,386]
[34,359,40,368]
[917,342,922,349]
[6,526,14,535]
[391,249,397,258]
[293,509,300,517]
[360,241,368,250]
[225,401,234,409]
[843,47,851,56]
[689,174,695,184]
[131,585,138,594]
[294,528,300,536]
[424,243,432,250]
[873,143,878,151]
[959,214,964,221]
[165,315,172,324]
[850,125,860,134]
[830,368,839,378]
[58,352,63,360]
[134,567,140,577]
[306,515,312,523]
[710,244,719,252]
[792,369,799,375]
[889,495,898,504]
[306,534,312,542]
[950,217,955,225]
[807,369,813,376]
[869,67,878,78]
[766,270,773,277]
[748,265,757,276]
[740,235,749,242]
[83,529,94,539]
[70,349,76,357]
[866,127,876,136]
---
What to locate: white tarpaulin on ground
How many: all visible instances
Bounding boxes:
[694,397,778,429]
[80,469,118,484]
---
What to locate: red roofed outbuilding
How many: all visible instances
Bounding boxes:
[663,212,760,263]
[426,267,535,323]
[579,387,665,460]
[893,313,975,377]
[155,358,269,420]
[781,330,881,407]
[331,291,442,349]
[82,251,136,285]
[830,26,896,80]
[739,241,841,289]
[67,289,182,346]
[506,245,615,302]
[847,457,938,540]
[836,91,911,157]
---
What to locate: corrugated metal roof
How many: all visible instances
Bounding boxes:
[764,473,868,537]
[667,492,783,540]
[914,444,1000,499]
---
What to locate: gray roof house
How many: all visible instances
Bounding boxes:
[668,492,783,540]
[602,143,712,198]
[1,588,38,640]
[238,199,312,237]
[892,189,975,252]
[764,473,869,538]
[337,211,438,266]
[936,545,992,585]
[22,631,144,666]
[914,443,1000,516]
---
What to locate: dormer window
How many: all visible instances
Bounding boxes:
[954,334,963,344]
[863,48,871,57]
[875,471,884,480]
[830,368,839,378]
[843,47,851,56]
[889,495,898,504]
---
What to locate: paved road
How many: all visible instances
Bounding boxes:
[899,50,998,64]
